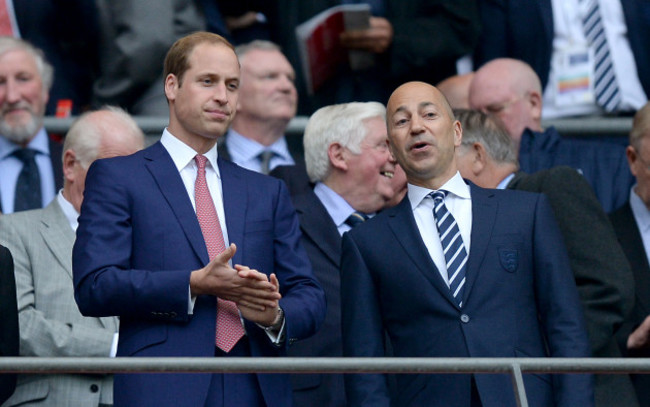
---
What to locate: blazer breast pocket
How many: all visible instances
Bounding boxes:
[244,219,273,233]
[498,247,519,273]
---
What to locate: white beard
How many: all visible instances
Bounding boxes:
[0,109,41,145]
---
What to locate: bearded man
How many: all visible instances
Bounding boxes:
[0,37,63,213]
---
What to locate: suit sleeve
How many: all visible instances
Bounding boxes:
[539,168,634,357]
[340,232,391,407]
[473,0,508,67]
[531,194,595,407]
[0,218,115,357]
[73,159,192,321]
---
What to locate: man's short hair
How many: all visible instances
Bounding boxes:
[0,36,53,91]
[304,102,386,183]
[235,40,282,61]
[455,109,519,166]
[63,106,144,169]
[630,102,650,151]
[163,31,234,87]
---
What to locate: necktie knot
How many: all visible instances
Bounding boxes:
[345,211,369,228]
[12,148,38,163]
[429,190,447,204]
[195,154,208,170]
[257,150,275,175]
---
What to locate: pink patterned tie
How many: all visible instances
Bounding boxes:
[194,154,245,352]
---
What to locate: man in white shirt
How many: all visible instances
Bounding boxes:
[0,107,144,407]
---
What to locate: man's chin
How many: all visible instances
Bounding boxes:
[0,118,40,145]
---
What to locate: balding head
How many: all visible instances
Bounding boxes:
[386,81,461,189]
[62,107,145,212]
[437,72,474,109]
[469,58,543,145]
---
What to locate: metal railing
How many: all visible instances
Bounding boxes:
[43,116,633,138]
[1,357,649,407]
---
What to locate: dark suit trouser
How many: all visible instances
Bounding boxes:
[206,337,266,407]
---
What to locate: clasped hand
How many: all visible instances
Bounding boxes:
[190,243,281,325]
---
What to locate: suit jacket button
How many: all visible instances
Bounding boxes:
[460,314,470,323]
[90,384,99,393]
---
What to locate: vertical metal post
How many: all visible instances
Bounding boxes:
[510,362,529,407]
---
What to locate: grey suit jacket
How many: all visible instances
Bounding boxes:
[0,199,118,407]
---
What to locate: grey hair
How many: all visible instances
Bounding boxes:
[63,106,144,169]
[631,102,650,151]
[0,36,54,91]
[304,102,386,183]
[454,109,518,166]
[235,40,282,61]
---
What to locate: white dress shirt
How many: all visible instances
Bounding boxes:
[409,172,472,286]
[225,128,295,173]
[313,182,374,236]
[0,128,56,213]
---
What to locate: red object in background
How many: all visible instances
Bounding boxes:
[55,99,73,118]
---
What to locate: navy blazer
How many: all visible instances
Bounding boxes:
[341,182,593,407]
[0,245,18,404]
[475,0,650,97]
[73,141,326,407]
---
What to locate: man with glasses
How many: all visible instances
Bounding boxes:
[611,101,650,405]
[469,58,633,212]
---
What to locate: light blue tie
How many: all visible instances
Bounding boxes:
[430,190,467,307]
[581,0,621,112]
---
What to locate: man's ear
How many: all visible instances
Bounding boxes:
[627,145,638,177]
[327,142,348,171]
[528,90,543,123]
[471,142,488,176]
[164,74,178,102]
[62,149,77,182]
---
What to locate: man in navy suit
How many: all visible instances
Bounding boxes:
[73,31,326,407]
[274,102,406,407]
[340,81,594,406]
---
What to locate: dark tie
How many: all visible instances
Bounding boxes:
[13,148,42,212]
[430,190,467,307]
[194,154,245,352]
[257,150,275,175]
[580,0,621,111]
[345,211,369,228]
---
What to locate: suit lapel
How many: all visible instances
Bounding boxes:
[387,198,459,308]
[144,142,209,265]
[463,184,498,304]
[218,158,246,266]
[39,199,75,278]
[293,192,340,266]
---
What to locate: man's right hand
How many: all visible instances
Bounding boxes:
[628,315,650,350]
[189,243,280,310]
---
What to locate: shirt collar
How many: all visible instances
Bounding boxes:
[630,185,650,232]
[0,127,49,160]
[408,171,471,210]
[314,182,359,228]
[226,128,292,161]
[497,172,516,190]
[57,189,79,231]
[160,128,220,178]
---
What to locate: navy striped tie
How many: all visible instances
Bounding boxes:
[581,0,621,112]
[13,148,42,212]
[430,190,467,307]
[345,211,369,228]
